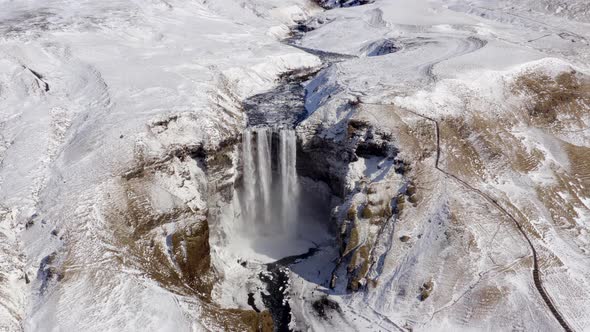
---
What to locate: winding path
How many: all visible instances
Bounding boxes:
[419,36,488,83]
[361,102,574,332]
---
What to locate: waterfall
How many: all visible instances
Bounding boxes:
[241,127,299,235]
[256,127,272,226]
[242,130,256,222]
[280,129,299,234]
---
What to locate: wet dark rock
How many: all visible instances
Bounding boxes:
[394,159,409,174]
[259,248,320,331]
[248,292,261,313]
[259,266,292,332]
[348,119,370,131]
[312,296,341,318]
[313,0,375,9]
[25,219,34,229]
[355,141,388,158]
[150,114,179,131]
[294,22,315,33]
[419,280,434,301]
[243,67,320,128]
[38,252,64,293]
[297,135,354,197]
[361,39,399,57]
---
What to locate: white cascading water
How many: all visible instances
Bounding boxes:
[279,129,299,234]
[242,130,257,223]
[241,127,299,235]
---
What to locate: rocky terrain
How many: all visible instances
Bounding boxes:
[0,0,589,331]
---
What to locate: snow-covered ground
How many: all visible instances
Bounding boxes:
[1,0,589,330]
[0,0,321,330]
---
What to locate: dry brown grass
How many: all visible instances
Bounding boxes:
[347,204,357,221]
[419,280,434,301]
[344,225,360,256]
[440,117,487,179]
[104,171,216,299]
[348,244,370,291]
[110,174,268,330]
[467,285,506,321]
[405,118,437,161]
[361,205,373,219]
[514,71,590,129]
[406,182,418,205]
[170,222,214,295]
[565,142,590,190]
[206,308,274,332]
[512,147,544,173]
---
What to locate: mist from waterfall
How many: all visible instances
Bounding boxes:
[241,127,300,236]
